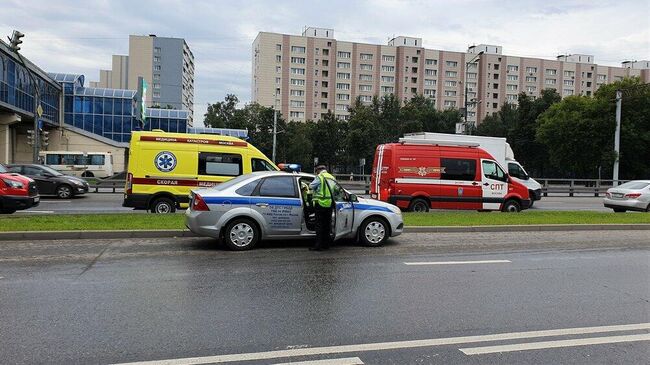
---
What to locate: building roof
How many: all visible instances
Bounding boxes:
[76,87,136,99]
[146,108,189,119]
[48,72,85,85]
[187,127,248,138]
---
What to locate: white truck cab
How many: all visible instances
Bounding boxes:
[403,133,543,205]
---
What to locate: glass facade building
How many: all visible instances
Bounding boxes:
[49,73,188,143]
[0,50,60,125]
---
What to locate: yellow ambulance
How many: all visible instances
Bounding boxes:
[123,130,277,213]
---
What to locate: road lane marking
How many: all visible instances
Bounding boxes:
[460,333,650,355]
[15,210,54,214]
[273,357,364,365]
[39,200,72,203]
[111,323,650,365]
[404,260,511,265]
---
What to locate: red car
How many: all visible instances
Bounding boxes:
[370,138,531,212]
[0,163,40,214]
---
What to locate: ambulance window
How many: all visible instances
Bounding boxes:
[441,158,476,181]
[483,160,507,182]
[256,176,298,198]
[198,152,242,177]
[252,158,277,172]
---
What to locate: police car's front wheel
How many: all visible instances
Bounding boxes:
[359,217,389,247]
[224,218,260,251]
[150,197,176,214]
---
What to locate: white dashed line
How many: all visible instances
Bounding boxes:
[273,357,364,365]
[404,260,511,265]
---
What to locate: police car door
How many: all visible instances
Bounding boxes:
[480,159,509,210]
[252,176,302,236]
[326,178,354,240]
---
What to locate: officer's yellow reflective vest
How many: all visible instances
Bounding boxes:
[313,172,335,208]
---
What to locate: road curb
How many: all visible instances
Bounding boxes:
[1,224,649,241]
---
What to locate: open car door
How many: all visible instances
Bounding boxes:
[325,178,354,240]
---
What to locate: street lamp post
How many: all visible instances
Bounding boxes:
[463,51,483,134]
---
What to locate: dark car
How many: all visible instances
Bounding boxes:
[6,164,89,199]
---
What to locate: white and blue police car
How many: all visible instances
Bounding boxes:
[185,171,403,250]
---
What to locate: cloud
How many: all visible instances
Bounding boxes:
[1,0,647,123]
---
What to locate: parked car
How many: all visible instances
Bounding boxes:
[6,164,89,199]
[185,171,403,250]
[604,180,650,212]
[0,163,40,214]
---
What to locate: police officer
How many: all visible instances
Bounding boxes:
[309,165,335,251]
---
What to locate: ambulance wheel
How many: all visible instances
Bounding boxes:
[501,199,521,213]
[150,197,176,214]
[359,217,389,247]
[224,218,259,251]
[408,198,430,213]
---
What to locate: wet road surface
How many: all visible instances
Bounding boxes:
[0,231,648,364]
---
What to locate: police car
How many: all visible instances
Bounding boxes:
[185,171,404,250]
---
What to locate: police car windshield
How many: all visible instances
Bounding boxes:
[213,174,255,191]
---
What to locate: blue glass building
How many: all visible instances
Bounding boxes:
[48,73,188,143]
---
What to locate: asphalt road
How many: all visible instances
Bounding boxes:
[17,193,612,214]
[1,231,648,364]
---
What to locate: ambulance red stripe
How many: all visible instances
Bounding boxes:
[139,135,248,147]
[132,177,221,188]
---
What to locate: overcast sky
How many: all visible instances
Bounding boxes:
[2,0,648,122]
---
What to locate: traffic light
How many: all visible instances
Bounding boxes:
[40,130,49,147]
[26,130,35,146]
[8,30,24,52]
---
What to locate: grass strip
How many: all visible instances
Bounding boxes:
[0,211,649,232]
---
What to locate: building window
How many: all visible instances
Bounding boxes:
[276,66,281,73]
[443,100,456,107]
[507,84,518,91]
[382,65,395,72]
[466,82,477,89]
[337,72,351,80]
[598,74,606,81]
[425,69,437,76]
[336,93,350,101]
[444,90,457,96]
[153,83,161,89]
[337,62,351,69]
[276,44,282,51]
[381,86,394,93]
[507,94,518,101]
[359,74,373,81]
[381,76,395,83]
[425,59,437,66]
[563,89,574,96]
[382,55,395,62]
[322,60,329,67]
[424,89,436,97]
[493,74,499,80]
[445,71,457,77]
[291,46,306,53]
[563,80,574,86]
[153,74,161,80]
[507,75,518,81]
[359,84,372,92]
[507,65,518,72]
[154,47,162,53]
[424,79,436,86]
[360,53,373,60]
[526,85,537,92]
[290,100,305,107]
[322,70,329,77]
[546,69,557,76]
[360,64,373,71]
[154,65,161,71]
[290,89,305,97]
[336,104,348,111]
[545,78,556,85]
[564,70,575,77]
[153,56,161,62]
[444,80,457,87]
[289,111,305,118]
[322,49,329,56]
[336,83,351,90]
[337,51,351,58]
[526,76,537,82]
[359,95,372,102]
[467,73,477,79]
[446,61,458,67]
[291,57,306,64]
[526,67,537,73]
[276,55,282,62]
[291,68,305,75]
[153,91,160,98]
[290,79,305,86]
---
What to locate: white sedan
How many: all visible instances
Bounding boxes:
[604,180,650,212]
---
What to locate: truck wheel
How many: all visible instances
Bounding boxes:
[56,184,73,199]
[501,199,521,212]
[150,197,176,214]
[408,198,430,213]
[359,217,389,247]
[82,171,94,178]
[224,218,259,250]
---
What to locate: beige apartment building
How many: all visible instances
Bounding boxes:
[252,28,649,129]
[90,35,195,125]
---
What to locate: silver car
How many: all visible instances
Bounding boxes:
[185,171,403,250]
[604,180,650,212]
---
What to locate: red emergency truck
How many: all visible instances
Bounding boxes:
[370,138,531,212]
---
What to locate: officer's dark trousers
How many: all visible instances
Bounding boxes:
[313,204,333,249]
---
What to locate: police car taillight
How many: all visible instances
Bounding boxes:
[192,193,210,211]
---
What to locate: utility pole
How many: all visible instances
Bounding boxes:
[272,95,277,163]
[7,30,41,163]
[613,89,622,185]
[463,51,483,135]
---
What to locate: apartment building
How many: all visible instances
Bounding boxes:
[90,35,195,125]
[252,27,650,127]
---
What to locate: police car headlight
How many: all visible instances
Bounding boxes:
[390,206,402,215]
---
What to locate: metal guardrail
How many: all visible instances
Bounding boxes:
[85,179,125,193]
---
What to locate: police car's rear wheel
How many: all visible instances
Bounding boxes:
[224,218,259,250]
[150,197,176,214]
[409,198,429,213]
[359,217,388,247]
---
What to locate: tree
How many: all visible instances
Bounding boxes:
[310,111,347,169]
[203,94,240,128]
